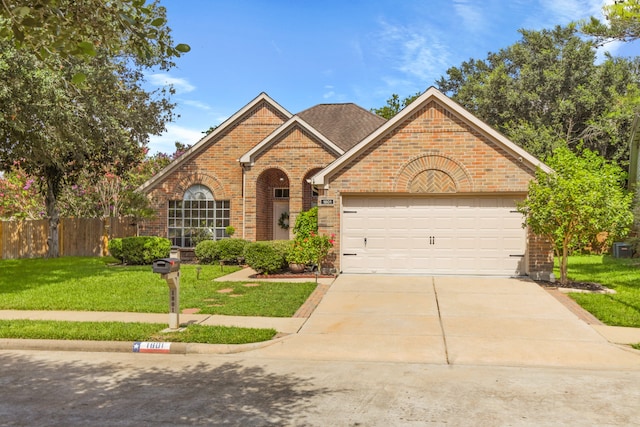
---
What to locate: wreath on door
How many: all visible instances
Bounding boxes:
[278,211,289,230]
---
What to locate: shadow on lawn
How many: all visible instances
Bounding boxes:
[1,352,334,426]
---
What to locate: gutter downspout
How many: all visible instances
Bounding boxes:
[241,162,246,240]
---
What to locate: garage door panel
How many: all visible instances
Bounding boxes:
[341,196,526,276]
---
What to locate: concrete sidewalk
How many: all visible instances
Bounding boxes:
[250,275,640,369]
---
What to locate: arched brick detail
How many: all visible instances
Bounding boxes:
[409,169,457,193]
[174,172,227,199]
[396,154,473,192]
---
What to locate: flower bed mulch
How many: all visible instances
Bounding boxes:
[250,271,336,279]
[535,280,610,292]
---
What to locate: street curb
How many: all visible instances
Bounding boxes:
[0,334,292,355]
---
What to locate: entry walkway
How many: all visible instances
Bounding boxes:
[250,275,640,369]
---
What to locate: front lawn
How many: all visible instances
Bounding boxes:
[0,319,276,344]
[0,257,316,317]
[559,255,640,328]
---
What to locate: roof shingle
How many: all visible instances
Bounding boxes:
[297,103,387,151]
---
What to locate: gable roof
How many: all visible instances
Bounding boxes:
[137,93,291,193]
[296,103,387,151]
[239,115,345,164]
[311,86,552,187]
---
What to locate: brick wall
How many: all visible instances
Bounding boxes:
[243,126,338,241]
[319,100,551,276]
[140,101,287,241]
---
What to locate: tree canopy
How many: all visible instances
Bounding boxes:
[435,25,640,166]
[371,92,421,120]
[0,0,189,83]
[517,147,633,284]
[581,0,640,44]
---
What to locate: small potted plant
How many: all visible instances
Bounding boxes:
[286,240,310,273]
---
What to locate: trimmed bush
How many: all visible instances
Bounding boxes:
[195,240,219,264]
[121,236,171,265]
[217,239,249,262]
[292,206,318,239]
[243,241,288,274]
[108,238,124,262]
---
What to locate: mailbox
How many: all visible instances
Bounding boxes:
[152,258,181,274]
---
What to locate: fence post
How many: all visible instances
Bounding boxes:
[102,217,109,256]
[0,221,3,260]
[58,218,64,257]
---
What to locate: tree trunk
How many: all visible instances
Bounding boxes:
[559,244,569,285]
[45,177,61,258]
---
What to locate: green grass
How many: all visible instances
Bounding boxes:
[0,257,311,343]
[0,319,276,344]
[560,255,640,328]
[0,257,316,317]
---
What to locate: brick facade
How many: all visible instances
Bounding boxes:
[140,89,554,278]
[243,126,339,240]
[140,99,288,239]
[317,98,553,277]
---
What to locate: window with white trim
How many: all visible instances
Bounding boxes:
[168,184,230,247]
[274,188,289,199]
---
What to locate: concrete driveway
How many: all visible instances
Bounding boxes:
[251,275,640,369]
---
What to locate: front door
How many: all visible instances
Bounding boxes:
[273,201,290,240]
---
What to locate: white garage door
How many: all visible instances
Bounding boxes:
[341,196,526,276]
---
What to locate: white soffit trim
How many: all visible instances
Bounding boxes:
[311,86,551,186]
[239,115,344,165]
[137,92,292,193]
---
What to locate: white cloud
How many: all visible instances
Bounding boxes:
[182,99,212,110]
[452,0,486,33]
[323,90,336,99]
[147,124,205,155]
[375,20,450,83]
[538,0,604,22]
[147,73,196,93]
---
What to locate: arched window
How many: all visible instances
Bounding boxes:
[168,185,230,247]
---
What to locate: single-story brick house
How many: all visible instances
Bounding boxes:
[138,87,554,278]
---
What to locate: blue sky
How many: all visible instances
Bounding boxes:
[147,0,639,154]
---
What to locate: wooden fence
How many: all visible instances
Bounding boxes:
[0,217,138,259]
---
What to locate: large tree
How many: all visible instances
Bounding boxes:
[0,2,187,257]
[581,0,640,44]
[518,147,633,285]
[0,41,174,256]
[436,25,640,165]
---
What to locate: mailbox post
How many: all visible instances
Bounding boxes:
[152,258,181,329]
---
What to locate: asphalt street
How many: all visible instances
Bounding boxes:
[2,349,639,426]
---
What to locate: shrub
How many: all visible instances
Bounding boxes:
[121,236,171,265]
[292,207,318,239]
[243,241,288,274]
[188,228,213,247]
[217,239,249,262]
[195,240,219,264]
[108,238,124,262]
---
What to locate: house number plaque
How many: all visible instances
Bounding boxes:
[319,198,335,206]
